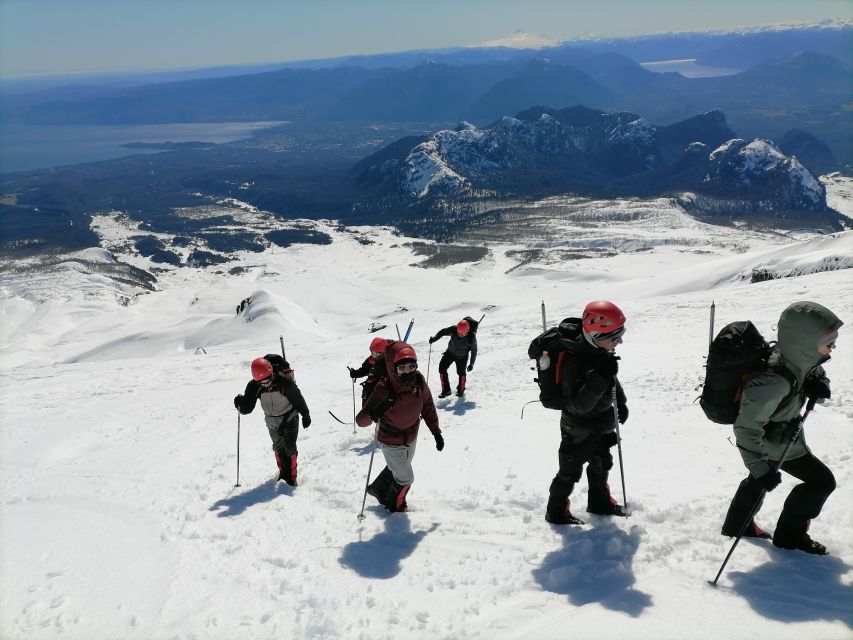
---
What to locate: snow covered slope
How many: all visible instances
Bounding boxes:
[0,212,851,639]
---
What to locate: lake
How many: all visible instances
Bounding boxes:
[639,59,742,78]
[0,121,283,174]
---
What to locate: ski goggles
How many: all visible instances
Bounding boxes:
[592,326,626,345]
[259,376,274,386]
[395,362,418,373]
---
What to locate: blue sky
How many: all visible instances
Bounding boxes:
[0,0,850,78]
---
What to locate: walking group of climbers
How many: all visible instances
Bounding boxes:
[232,299,843,556]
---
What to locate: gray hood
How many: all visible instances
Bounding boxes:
[776,301,843,381]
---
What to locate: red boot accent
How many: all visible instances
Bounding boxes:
[395,484,410,512]
[289,454,298,486]
[606,483,617,506]
[440,371,451,396]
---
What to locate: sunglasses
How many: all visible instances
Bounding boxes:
[594,328,625,345]
[823,342,836,349]
[396,363,418,373]
[259,376,274,386]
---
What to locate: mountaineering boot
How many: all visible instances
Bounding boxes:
[773,534,829,555]
[439,372,452,398]
[288,454,298,486]
[456,375,466,397]
[545,497,585,526]
[587,501,629,517]
[367,467,393,503]
[721,521,772,539]
[384,479,410,513]
[275,451,298,486]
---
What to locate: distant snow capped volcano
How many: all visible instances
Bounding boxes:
[468,29,560,49]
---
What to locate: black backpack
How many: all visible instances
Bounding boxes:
[528,321,577,410]
[264,353,290,375]
[699,321,797,424]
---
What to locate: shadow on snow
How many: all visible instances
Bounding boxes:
[339,514,439,579]
[729,548,853,629]
[437,397,477,415]
[351,440,379,456]
[208,478,292,517]
[533,520,652,617]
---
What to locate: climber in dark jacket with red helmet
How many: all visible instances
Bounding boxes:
[429,316,479,398]
[356,341,442,512]
[349,337,388,404]
[234,356,311,486]
[546,301,629,526]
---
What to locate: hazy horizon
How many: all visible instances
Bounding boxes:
[1,0,850,79]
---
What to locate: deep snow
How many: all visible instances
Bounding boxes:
[1,196,852,640]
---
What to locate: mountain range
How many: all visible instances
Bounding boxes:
[353,107,842,228]
[1,23,852,257]
[3,25,851,166]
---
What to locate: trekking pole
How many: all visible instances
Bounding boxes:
[708,398,817,587]
[541,301,547,332]
[279,334,287,360]
[357,425,380,521]
[611,386,627,509]
[708,301,716,346]
[234,411,242,488]
[426,342,433,384]
[403,318,415,342]
[351,379,357,435]
[395,323,401,340]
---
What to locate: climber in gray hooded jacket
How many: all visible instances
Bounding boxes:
[721,301,842,555]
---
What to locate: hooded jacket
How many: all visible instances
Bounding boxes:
[734,301,842,478]
[356,341,441,446]
[557,318,627,437]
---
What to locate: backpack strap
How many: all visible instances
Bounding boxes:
[554,350,572,385]
[767,364,799,407]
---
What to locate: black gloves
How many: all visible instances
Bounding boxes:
[233,395,243,409]
[601,431,619,448]
[467,364,473,372]
[348,366,358,379]
[755,469,782,492]
[302,416,311,429]
[803,377,831,400]
[428,336,437,344]
[618,404,629,424]
[594,354,619,378]
[369,398,394,421]
[434,433,445,451]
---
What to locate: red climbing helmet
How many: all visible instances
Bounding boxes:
[457,319,470,336]
[369,337,388,353]
[393,346,417,363]
[251,357,273,381]
[582,301,626,336]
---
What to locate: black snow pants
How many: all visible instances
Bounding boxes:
[438,352,467,394]
[722,452,836,545]
[548,432,615,512]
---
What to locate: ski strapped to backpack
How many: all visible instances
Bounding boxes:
[528,319,576,410]
[698,320,798,424]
